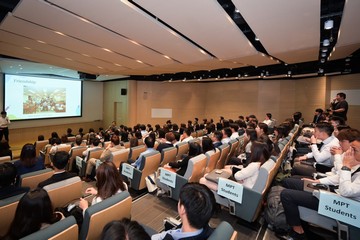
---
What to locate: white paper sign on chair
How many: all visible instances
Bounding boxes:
[160,169,176,188]
[121,164,134,179]
[217,178,243,204]
[318,190,360,228]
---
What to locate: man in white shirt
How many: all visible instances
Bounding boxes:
[151,183,215,240]
[0,111,10,142]
[293,122,340,177]
[229,123,239,140]
[221,127,231,144]
[180,128,193,143]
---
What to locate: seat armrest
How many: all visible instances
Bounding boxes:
[233,187,263,222]
[169,175,188,201]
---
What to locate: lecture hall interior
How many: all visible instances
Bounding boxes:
[0,0,360,239]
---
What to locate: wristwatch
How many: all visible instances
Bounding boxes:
[341,166,351,171]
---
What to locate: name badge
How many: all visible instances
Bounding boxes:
[318,190,360,228]
[75,156,83,168]
[121,164,134,179]
[217,178,243,204]
[160,169,176,188]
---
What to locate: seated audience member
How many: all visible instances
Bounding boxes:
[211,130,223,148]
[49,137,65,155]
[256,122,269,138]
[229,123,239,140]
[14,143,45,178]
[60,134,69,144]
[101,218,150,240]
[48,131,60,143]
[140,124,149,137]
[312,108,325,124]
[293,122,340,176]
[272,125,287,144]
[66,128,74,137]
[83,135,123,182]
[221,127,232,144]
[152,183,215,240]
[38,151,77,188]
[156,142,202,197]
[82,138,102,159]
[200,141,270,191]
[263,113,276,128]
[0,140,12,159]
[5,188,63,239]
[244,128,257,155]
[71,135,83,148]
[79,161,127,212]
[180,128,193,143]
[129,137,139,148]
[0,162,29,200]
[78,128,84,138]
[202,137,215,154]
[280,131,360,240]
[156,132,175,153]
[292,111,303,126]
[120,131,129,144]
[130,135,157,169]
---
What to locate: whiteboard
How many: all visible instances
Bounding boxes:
[151,108,172,118]
[330,90,360,105]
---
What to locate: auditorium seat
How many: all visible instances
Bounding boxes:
[76,148,103,177]
[204,149,221,174]
[35,140,49,158]
[20,216,78,240]
[160,154,207,201]
[43,176,82,210]
[68,146,87,172]
[208,221,238,240]
[160,147,177,167]
[128,145,146,162]
[79,191,132,240]
[0,156,11,163]
[215,144,230,169]
[175,142,189,160]
[111,148,130,169]
[121,151,161,191]
[0,193,25,237]
[19,168,54,189]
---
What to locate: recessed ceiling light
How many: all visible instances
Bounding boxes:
[323,39,330,46]
[324,19,334,30]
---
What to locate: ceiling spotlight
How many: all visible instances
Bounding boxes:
[288,71,292,75]
[321,53,327,57]
[345,58,351,62]
[255,36,259,41]
[322,48,328,53]
[318,68,324,74]
[323,39,330,46]
[321,59,325,63]
[324,19,334,30]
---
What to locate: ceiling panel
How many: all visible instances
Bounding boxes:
[329,0,360,60]
[48,0,213,64]
[234,0,320,63]
[133,0,259,60]
[0,14,144,71]
[229,53,279,67]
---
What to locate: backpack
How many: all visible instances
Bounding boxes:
[264,185,290,234]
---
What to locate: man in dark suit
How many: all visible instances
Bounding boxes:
[156,132,175,153]
[38,151,77,188]
[211,130,223,148]
[312,108,324,124]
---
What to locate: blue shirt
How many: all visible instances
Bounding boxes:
[132,148,157,169]
[151,228,203,240]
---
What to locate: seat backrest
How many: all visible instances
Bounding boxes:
[215,144,230,169]
[123,141,130,149]
[204,149,221,174]
[56,144,71,153]
[252,159,275,193]
[129,145,146,161]
[20,168,54,189]
[67,136,76,143]
[35,140,49,157]
[176,142,189,160]
[0,156,11,163]
[160,147,177,167]
[68,146,87,171]
[43,145,53,165]
[184,154,207,182]
[227,139,239,161]
[19,216,78,240]
[208,221,237,240]
[138,152,161,189]
[111,149,130,169]
[43,177,82,210]
[80,191,132,240]
[103,141,111,149]
[0,193,25,237]
[86,148,103,161]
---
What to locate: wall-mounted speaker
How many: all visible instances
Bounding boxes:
[121,88,127,95]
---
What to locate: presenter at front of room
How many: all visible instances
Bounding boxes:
[0,111,10,142]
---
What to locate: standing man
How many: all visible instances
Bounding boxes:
[330,92,348,122]
[0,111,10,142]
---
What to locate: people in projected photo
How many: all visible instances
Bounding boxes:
[23,88,66,114]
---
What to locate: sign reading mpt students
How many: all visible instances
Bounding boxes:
[121,164,134,179]
[217,178,243,204]
[160,169,176,188]
[318,190,360,228]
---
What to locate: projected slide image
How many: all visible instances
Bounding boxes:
[23,86,66,114]
[4,74,82,121]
